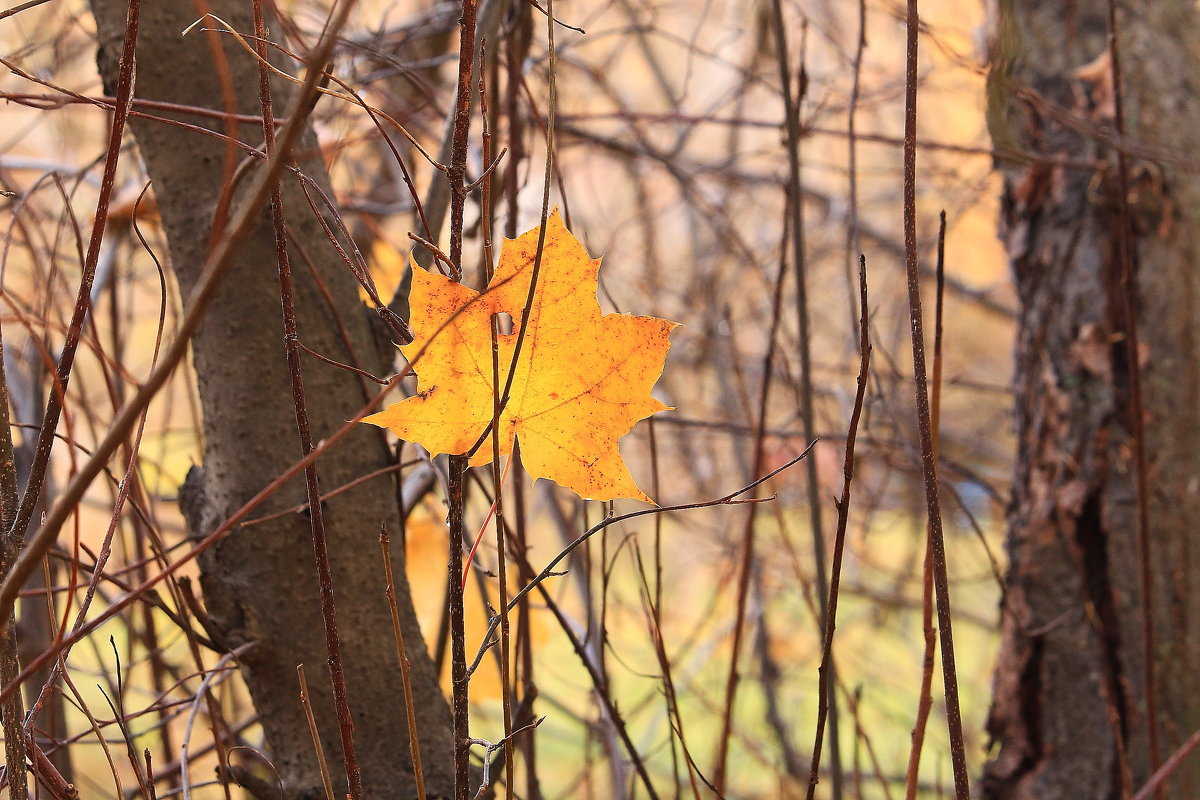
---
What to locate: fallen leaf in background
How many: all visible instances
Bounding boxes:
[361,237,407,303]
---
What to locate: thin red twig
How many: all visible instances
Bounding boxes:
[1133,726,1200,800]
[379,527,428,800]
[445,0,482,795]
[805,257,870,800]
[250,0,363,794]
[904,210,946,799]
[900,3,970,796]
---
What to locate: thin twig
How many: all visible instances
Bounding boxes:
[296,665,336,800]
[445,0,483,795]
[447,0,481,281]
[478,45,516,799]
[407,233,455,275]
[250,0,363,793]
[806,257,871,800]
[633,544,704,800]
[447,455,470,800]
[0,0,51,21]
[468,717,545,800]
[844,0,866,339]
[379,526,428,800]
[0,301,27,800]
[241,462,412,527]
[900,4,970,796]
[904,212,945,800]
[1133,726,1200,800]
[295,341,389,384]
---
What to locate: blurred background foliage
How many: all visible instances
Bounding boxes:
[1,0,1016,796]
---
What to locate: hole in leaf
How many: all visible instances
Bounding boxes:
[493,311,514,335]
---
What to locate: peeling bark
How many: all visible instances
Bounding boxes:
[985,2,1200,798]
[88,2,454,797]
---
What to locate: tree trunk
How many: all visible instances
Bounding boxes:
[984,1,1200,797]
[89,2,454,798]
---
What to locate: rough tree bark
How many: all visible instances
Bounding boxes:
[90,2,454,798]
[984,1,1200,798]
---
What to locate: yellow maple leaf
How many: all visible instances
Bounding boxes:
[364,211,676,502]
